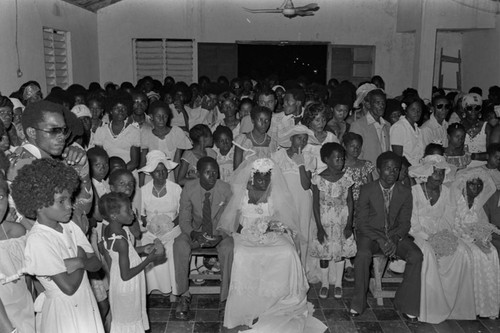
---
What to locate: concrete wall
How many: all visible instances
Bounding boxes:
[97,0,415,97]
[462,14,500,95]
[0,0,99,96]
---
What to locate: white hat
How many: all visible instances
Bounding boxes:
[278,124,318,148]
[138,150,178,173]
[353,83,379,109]
[71,104,92,118]
[9,97,24,111]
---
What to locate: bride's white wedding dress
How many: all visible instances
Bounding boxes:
[223,191,326,333]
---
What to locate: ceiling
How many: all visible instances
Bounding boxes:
[62,0,124,12]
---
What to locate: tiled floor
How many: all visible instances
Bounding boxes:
[146,281,500,333]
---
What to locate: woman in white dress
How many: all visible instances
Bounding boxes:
[218,157,326,333]
[139,150,182,295]
[302,103,339,175]
[408,155,476,323]
[450,167,500,318]
[271,125,316,267]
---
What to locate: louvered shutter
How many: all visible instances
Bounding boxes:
[165,40,193,84]
[135,39,165,81]
[134,39,194,84]
[43,28,69,92]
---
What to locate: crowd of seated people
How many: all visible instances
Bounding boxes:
[2,73,500,333]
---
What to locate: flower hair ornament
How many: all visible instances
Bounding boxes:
[250,158,274,177]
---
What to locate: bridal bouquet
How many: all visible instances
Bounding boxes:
[428,229,458,259]
[243,216,286,244]
[461,222,500,243]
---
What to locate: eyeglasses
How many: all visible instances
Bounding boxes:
[34,126,70,138]
[465,105,482,112]
[435,103,451,110]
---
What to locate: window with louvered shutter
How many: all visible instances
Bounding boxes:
[134,39,194,84]
[43,28,70,92]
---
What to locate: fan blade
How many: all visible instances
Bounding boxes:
[295,3,320,11]
[243,7,283,14]
[295,10,315,16]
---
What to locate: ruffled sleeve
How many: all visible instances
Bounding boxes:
[170,126,193,150]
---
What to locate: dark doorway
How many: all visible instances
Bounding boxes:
[237,43,327,84]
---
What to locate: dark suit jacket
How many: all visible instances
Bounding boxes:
[356,180,412,242]
[179,179,232,236]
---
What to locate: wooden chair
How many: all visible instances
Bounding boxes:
[369,254,403,305]
[188,247,221,295]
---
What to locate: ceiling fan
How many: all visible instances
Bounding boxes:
[243,0,320,18]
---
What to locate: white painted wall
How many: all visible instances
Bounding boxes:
[97,0,415,97]
[462,14,500,96]
[0,0,99,96]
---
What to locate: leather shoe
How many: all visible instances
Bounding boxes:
[175,295,191,320]
[401,313,418,323]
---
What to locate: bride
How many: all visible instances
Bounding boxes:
[218,157,326,333]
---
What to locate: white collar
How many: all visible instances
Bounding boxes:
[366,112,387,126]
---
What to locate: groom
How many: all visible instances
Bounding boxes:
[173,157,233,320]
[350,151,422,322]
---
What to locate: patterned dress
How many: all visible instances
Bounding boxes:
[310,171,356,261]
[345,160,375,202]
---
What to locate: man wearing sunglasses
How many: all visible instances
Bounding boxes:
[421,96,451,147]
[7,100,91,230]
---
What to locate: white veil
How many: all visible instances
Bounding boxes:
[217,155,302,239]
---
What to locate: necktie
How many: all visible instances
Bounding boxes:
[202,192,212,237]
[382,188,391,238]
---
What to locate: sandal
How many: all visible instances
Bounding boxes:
[319,286,329,299]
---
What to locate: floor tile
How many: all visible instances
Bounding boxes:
[379,321,411,333]
[456,320,490,333]
[354,321,384,333]
[479,318,500,333]
[312,308,327,323]
[195,309,220,322]
[196,295,220,309]
[165,320,194,333]
[433,320,465,333]
[323,308,352,322]
[169,308,196,322]
[372,308,401,321]
[328,321,358,333]
[147,308,170,322]
[193,321,222,333]
[406,321,438,333]
[148,322,167,333]
[318,297,347,309]
[148,295,173,308]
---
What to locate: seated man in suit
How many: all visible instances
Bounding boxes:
[350,151,422,322]
[173,157,233,320]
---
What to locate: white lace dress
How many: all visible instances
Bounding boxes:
[455,194,500,318]
[224,191,326,333]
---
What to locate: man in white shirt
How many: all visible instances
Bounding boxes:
[421,96,450,147]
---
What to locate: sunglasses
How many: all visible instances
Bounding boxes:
[435,103,451,110]
[34,126,70,138]
[465,105,482,112]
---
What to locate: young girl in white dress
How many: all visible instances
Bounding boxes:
[11,158,104,333]
[100,192,164,333]
[213,125,235,183]
[138,150,182,295]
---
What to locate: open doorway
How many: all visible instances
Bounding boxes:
[237,42,328,84]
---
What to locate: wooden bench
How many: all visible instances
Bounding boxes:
[369,254,403,305]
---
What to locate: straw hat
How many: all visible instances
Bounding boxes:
[138,150,178,173]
